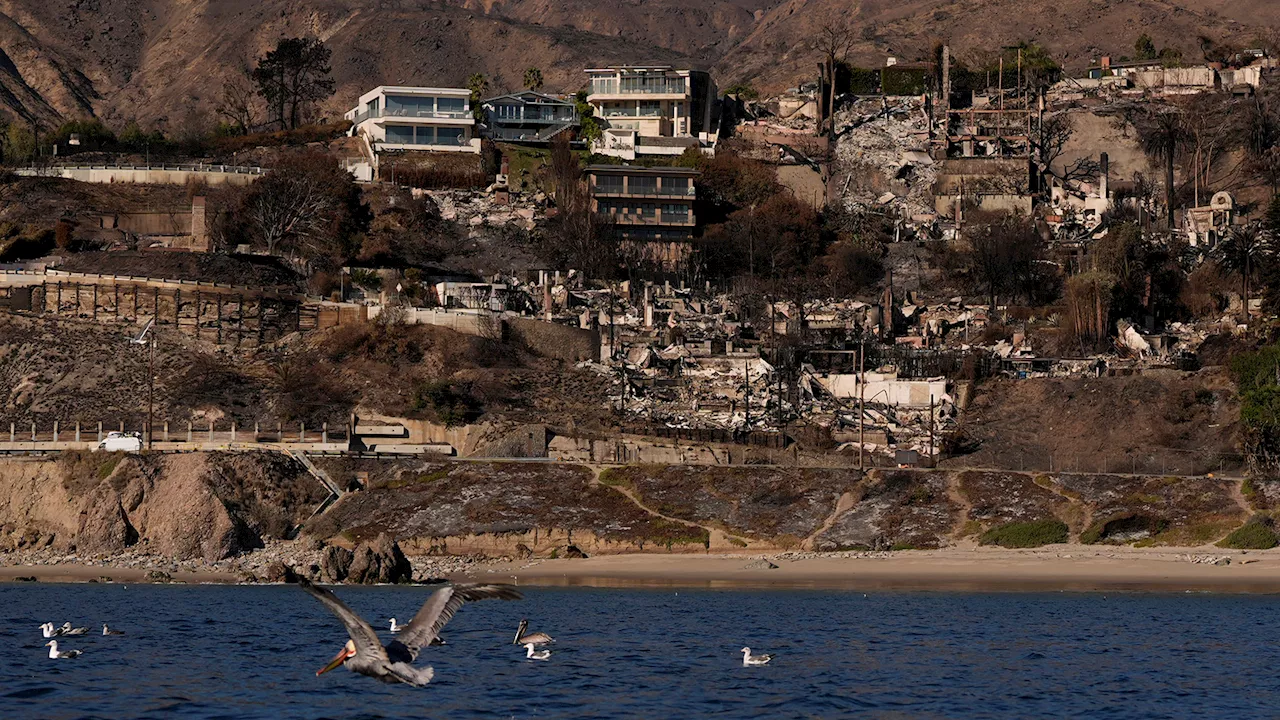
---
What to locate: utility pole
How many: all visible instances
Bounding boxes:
[858,342,866,471]
[928,393,936,467]
[131,319,156,450]
[744,358,751,431]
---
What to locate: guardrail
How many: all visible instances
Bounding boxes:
[17,164,265,175]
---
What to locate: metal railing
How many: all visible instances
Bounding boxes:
[351,108,472,124]
[18,163,264,175]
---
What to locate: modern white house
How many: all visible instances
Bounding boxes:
[345,86,481,155]
[585,66,719,160]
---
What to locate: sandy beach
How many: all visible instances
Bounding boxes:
[7,545,1280,592]
[468,546,1280,593]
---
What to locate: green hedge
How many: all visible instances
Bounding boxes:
[979,519,1068,548]
[1217,517,1279,550]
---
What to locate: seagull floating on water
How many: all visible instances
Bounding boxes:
[513,619,554,646]
[103,624,125,636]
[389,618,402,633]
[59,622,88,636]
[40,623,62,638]
[524,643,551,661]
[46,641,83,659]
[299,576,521,687]
[741,647,773,666]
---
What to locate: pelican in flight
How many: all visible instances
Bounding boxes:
[103,624,125,636]
[299,577,521,687]
[45,641,83,659]
[741,647,773,666]
[524,643,551,661]
[513,619,554,646]
[59,622,88,636]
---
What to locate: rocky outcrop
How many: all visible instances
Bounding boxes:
[0,452,323,562]
[346,534,413,584]
[320,545,354,583]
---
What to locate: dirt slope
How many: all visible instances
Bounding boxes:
[0,0,1274,124]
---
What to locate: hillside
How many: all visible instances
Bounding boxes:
[0,0,1277,126]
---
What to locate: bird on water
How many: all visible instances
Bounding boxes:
[512,619,554,646]
[103,624,125,636]
[524,643,551,660]
[741,647,773,666]
[299,576,521,687]
[45,641,83,659]
[59,622,88,636]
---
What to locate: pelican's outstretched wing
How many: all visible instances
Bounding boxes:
[393,584,522,658]
[297,577,389,664]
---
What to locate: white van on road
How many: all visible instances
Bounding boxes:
[98,432,143,452]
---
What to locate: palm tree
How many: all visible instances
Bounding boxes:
[523,67,544,92]
[1134,107,1192,231]
[1216,223,1273,322]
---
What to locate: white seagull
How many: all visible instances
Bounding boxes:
[40,623,63,638]
[389,618,403,633]
[59,622,88,636]
[741,647,773,666]
[103,624,125,636]
[524,643,551,661]
[46,641,83,659]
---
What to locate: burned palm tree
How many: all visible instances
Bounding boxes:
[1133,107,1193,231]
[1215,223,1273,322]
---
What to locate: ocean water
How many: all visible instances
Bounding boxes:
[0,583,1276,719]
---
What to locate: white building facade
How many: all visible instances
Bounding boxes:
[346,86,481,154]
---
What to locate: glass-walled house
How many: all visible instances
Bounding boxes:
[587,164,699,267]
[584,66,719,160]
[346,86,480,154]
[482,91,579,142]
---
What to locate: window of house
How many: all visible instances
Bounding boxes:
[628,176,657,194]
[436,127,464,145]
[662,203,689,219]
[662,177,689,195]
[437,97,467,115]
[386,125,415,144]
[595,175,624,193]
[639,101,662,117]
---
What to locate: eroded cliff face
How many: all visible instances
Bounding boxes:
[0,452,324,561]
[0,452,1261,564]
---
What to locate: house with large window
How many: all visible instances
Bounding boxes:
[587,164,699,266]
[481,91,579,142]
[584,66,719,160]
[345,86,481,155]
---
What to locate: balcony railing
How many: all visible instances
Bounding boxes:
[351,108,472,124]
[592,183,695,197]
[590,78,688,95]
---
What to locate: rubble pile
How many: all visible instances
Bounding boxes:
[422,188,544,234]
[832,96,936,221]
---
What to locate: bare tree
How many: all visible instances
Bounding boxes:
[813,21,854,136]
[217,67,261,133]
[241,153,369,265]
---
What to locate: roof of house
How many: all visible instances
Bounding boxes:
[482,91,575,106]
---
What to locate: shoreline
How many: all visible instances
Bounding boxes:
[8,545,1280,592]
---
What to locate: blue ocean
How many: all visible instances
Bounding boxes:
[0,584,1274,718]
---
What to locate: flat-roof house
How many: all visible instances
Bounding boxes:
[585,66,718,160]
[587,164,699,266]
[345,86,481,155]
[482,91,579,142]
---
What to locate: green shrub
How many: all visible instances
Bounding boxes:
[1217,517,1279,550]
[980,519,1069,548]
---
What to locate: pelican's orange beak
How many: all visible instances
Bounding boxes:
[317,643,355,676]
